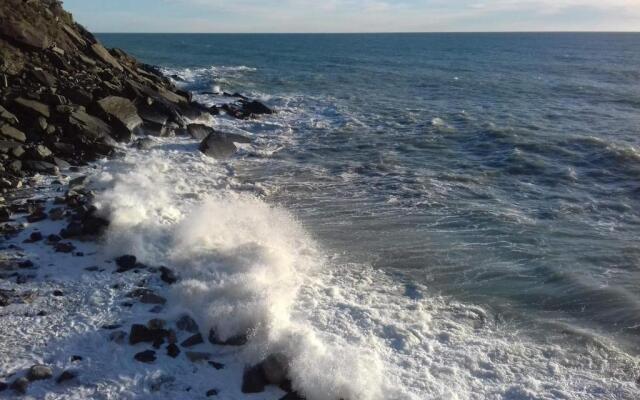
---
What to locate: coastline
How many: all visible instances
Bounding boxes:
[0,1,300,398]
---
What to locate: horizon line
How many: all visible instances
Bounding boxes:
[95,30,640,35]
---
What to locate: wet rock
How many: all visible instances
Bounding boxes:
[134,137,154,150]
[115,254,137,272]
[185,352,211,363]
[260,353,289,385]
[109,330,126,344]
[187,123,214,140]
[10,377,29,394]
[208,361,224,370]
[279,392,305,400]
[69,175,88,188]
[48,207,66,221]
[140,293,167,305]
[181,333,204,348]
[53,289,64,296]
[242,364,267,393]
[147,318,166,330]
[27,364,53,381]
[167,343,180,358]
[0,381,7,391]
[0,207,10,222]
[159,266,178,284]
[23,160,59,175]
[129,324,168,345]
[199,132,238,159]
[206,389,219,397]
[208,328,248,346]
[26,209,47,223]
[134,350,156,363]
[56,370,76,384]
[177,314,199,333]
[55,242,75,253]
[97,96,143,142]
[71,355,83,362]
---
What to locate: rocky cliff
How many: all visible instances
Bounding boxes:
[0,0,271,194]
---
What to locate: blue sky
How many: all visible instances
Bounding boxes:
[63,0,640,33]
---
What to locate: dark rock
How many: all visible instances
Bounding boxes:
[134,137,154,150]
[71,355,83,362]
[23,160,59,175]
[60,221,83,238]
[279,392,306,400]
[0,105,19,125]
[242,100,273,115]
[129,324,168,345]
[242,365,267,393]
[48,207,66,221]
[0,207,10,222]
[167,343,180,358]
[140,293,167,305]
[31,68,56,87]
[206,389,219,397]
[69,175,88,188]
[134,350,156,363]
[56,370,76,384]
[208,361,225,370]
[13,97,51,118]
[53,289,64,296]
[109,330,126,344]
[97,96,143,142]
[47,234,62,243]
[177,314,199,333]
[208,328,248,346]
[55,242,75,253]
[115,254,137,272]
[26,209,47,223]
[67,109,114,142]
[185,352,211,363]
[28,231,43,242]
[199,132,238,159]
[27,364,53,381]
[159,266,178,284]
[260,353,289,385]
[0,381,7,391]
[10,377,29,394]
[187,123,213,140]
[181,333,204,348]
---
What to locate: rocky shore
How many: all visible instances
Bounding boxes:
[0,1,298,398]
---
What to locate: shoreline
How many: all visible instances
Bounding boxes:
[0,0,300,398]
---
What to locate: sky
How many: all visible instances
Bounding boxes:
[62,0,640,33]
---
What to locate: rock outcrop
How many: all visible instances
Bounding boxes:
[0,0,217,183]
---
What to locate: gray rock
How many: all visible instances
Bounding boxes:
[0,124,26,142]
[199,132,238,159]
[13,97,51,118]
[10,377,29,394]
[0,18,50,49]
[134,137,154,150]
[91,43,123,71]
[187,123,213,140]
[0,105,19,125]
[27,364,53,381]
[176,314,199,333]
[23,160,59,175]
[68,110,114,141]
[97,96,143,141]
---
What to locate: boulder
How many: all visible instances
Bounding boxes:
[176,314,199,333]
[13,97,51,118]
[159,266,178,284]
[208,328,248,346]
[199,132,239,159]
[90,43,123,71]
[129,324,168,345]
[0,18,50,49]
[0,105,19,125]
[0,124,26,142]
[56,370,77,384]
[97,96,143,142]
[67,110,114,142]
[115,254,137,272]
[134,350,156,363]
[180,333,204,348]
[166,343,180,358]
[260,353,289,385]
[27,364,53,381]
[10,377,29,394]
[23,160,59,175]
[31,68,56,87]
[242,365,267,393]
[187,123,213,140]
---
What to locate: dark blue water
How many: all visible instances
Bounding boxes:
[100,33,640,398]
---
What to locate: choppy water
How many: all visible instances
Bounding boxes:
[100,33,640,399]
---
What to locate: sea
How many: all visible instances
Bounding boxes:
[97,33,640,400]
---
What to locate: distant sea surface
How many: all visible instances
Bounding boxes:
[100,33,640,399]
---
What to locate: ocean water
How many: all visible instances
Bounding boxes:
[98,33,640,399]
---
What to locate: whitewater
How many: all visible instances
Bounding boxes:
[4,32,640,399]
